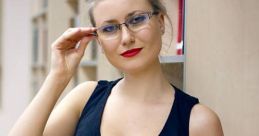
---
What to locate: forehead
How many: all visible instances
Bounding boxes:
[93,0,152,26]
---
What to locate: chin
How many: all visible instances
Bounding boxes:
[114,57,159,75]
[121,66,146,75]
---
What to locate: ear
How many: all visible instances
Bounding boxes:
[158,13,165,34]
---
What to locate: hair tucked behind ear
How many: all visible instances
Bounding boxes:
[147,0,174,54]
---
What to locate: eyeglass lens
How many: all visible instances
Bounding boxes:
[96,11,156,40]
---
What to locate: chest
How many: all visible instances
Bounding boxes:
[100,96,174,136]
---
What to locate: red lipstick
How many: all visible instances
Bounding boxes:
[120,48,143,58]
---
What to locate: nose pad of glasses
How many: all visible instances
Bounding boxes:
[120,23,135,44]
[119,23,129,30]
[120,23,133,35]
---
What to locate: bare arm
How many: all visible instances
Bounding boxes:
[43,81,97,136]
[189,104,224,136]
[8,27,96,136]
[8,73,70,136]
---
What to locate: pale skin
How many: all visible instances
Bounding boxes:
[9,0,223,136]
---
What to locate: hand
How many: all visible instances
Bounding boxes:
[50,27,96,78]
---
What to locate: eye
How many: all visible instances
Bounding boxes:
[128,14,148,25]
[100,24,118,33]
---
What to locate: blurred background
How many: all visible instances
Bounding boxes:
[0,0,258,135]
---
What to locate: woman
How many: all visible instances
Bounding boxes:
[9,0,223,135]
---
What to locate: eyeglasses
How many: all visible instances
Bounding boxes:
[94,11,159,40]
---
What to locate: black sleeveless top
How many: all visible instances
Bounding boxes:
[74,79,199,136]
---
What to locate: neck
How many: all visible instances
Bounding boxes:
[116,59,172,102]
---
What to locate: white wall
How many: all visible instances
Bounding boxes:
[185,0,259,135]
[0,0,31,135]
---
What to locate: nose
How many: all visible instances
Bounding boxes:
[120,24,135,46]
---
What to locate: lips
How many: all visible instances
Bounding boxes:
[120,48,143,58]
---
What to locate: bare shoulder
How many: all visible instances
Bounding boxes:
[67,81,98,114]
[189,104,224,136]
[43,81,98,135]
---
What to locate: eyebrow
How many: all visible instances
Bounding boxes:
[101,10,148,24]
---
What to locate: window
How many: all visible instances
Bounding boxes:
[42,0,48,8]
[32,26,39,63]
[31,4,48,93]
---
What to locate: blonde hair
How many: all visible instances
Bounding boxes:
[86,0,172,28]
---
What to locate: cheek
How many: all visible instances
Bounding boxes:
[137,25,162,49]
[98,39,123,66]
[99,39,118,54]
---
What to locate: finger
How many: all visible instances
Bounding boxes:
[77,36,95,55]
[53,27,96,49]
[62,27,96,42]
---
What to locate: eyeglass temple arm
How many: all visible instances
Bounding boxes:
[86,31,98,37]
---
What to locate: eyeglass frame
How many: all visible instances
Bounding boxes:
[90,10,160,39]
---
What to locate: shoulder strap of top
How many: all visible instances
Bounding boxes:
[174,86,199,136]
[79,80,110,118]
[159,85,199,136]
[80,79,121,119]
[74,79,121,136]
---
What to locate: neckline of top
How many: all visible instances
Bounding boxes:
[97,78,178,136]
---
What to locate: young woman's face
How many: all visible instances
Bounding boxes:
[93,0,164,74]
